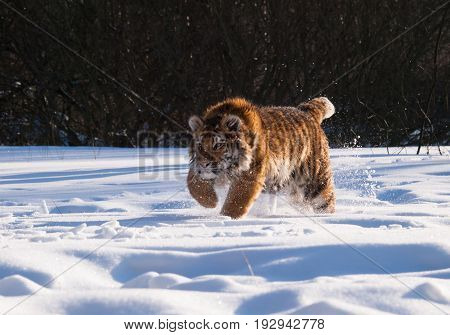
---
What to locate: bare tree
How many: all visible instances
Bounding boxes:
[0,0,448,148]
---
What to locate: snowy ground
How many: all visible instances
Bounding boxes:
[0,146,449,315]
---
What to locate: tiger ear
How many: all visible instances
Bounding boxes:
[222,114,241,132]
[188,115,204,132]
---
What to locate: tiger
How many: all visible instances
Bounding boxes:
[187,96,336,219]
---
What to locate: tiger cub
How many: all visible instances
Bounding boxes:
[187,97,335,219]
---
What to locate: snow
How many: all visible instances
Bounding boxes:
[0,145,449,315]
[0,275,44,297]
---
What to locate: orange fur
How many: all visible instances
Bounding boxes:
[188,97,336,219]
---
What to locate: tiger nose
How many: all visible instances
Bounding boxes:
[197,162,212,174]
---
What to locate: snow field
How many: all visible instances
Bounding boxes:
[0,146,449,314]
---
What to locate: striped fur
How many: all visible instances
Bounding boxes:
[187,97,336,219]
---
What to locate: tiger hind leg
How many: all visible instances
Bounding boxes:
[304,181,336,214]
[287,171,335,214]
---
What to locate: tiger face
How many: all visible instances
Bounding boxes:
[188,113,255,180]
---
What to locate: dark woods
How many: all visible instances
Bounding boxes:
[0,0,449,148]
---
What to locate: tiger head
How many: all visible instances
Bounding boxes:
[188,113,256,180]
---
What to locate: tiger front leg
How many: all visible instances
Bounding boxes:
[221,168,265,219]
[187,168,218,208]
